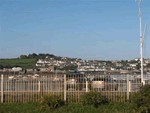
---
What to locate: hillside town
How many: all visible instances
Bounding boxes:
[0,55,150,74]
[35,57,150,73]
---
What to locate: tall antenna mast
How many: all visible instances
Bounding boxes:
[136,0,147,85]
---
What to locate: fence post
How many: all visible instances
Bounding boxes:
[38,81,40,92]
[142,81,145,86]
[86,81,88,92]
[1,74,4,103]
[127,74,129,100]
[64,74,66,102]
[129,81,131,92]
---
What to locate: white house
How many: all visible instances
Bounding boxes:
[12,67,22,71]
[36,63,42,67]
[145,59,150,63]
[37,59,44,64]
[130,64,137,67]
[134,58,139,61]
[77,68,87,71]
[111,67,116,71]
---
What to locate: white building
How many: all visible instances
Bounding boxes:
[12,67,22,71]
[134,58,139,61]
[36,63,42,67]
[111,67,116,71]
[130,64,137,67]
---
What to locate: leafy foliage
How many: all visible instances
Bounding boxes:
[53,102,131,113]
[20,53,56,59]
[0,64,4,69]
[20,55,28,59]
[80,91,108,107]
[0,102,43,113]
[40,94,64,110]
[136,63,141,70]
[0,102,131,113]
[129,85,150,113]
[0,101,142,113]
[60,93,76,103]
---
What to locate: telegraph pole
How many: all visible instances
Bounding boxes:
[136,0,148,85]
[139,0,143,85]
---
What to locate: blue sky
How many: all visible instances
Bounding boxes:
[0,0,149,60]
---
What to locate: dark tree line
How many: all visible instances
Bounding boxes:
[20,53,56,59]
[0,64,4,69]
[19,53,79,61]
[0,64,20,69]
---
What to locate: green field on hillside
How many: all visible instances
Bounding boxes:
[0,58,37,68]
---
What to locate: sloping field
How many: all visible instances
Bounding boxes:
[0,58,37,68]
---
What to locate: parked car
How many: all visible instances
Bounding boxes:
[66,73,91,91]
[91,77,118,91]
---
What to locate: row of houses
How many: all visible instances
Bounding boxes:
[35,57,150,72]
[2,57,149,73]
[0,57,150,72]
[0,67,22,72]
[0,66,55,73]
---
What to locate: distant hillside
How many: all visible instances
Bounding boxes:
[19,53,79,60]
[0,53,79,69]
[0,58,37,69]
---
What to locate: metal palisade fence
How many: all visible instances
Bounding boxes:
[0,73,149,103]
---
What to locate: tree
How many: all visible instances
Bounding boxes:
[4,65,12,68]
[20,55,28,59]
[136,63,141,70]
[28,53,37,58]
[0,64,4,69]
[14,65,19,67]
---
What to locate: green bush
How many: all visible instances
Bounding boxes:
[112,95,127,103]
[60,93,76,103]
[53,102,131,113]
[80,91,108,107]
[0,102,43,113]
[40,94,64,110]
[129,85,150,113]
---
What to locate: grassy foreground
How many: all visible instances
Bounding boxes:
[0,58,37,68]
[0,102,131,113]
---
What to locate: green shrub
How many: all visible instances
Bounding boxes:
[0,102,43,113]
[53,102,131,113]
[80,91,108,107]
[66,95,76,103]
[60,93,76,103]
[40,94,64,110]
[129,85,150,113]
[112,94,127,103]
